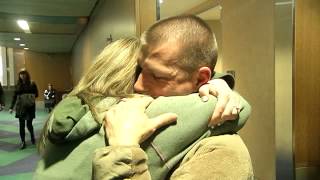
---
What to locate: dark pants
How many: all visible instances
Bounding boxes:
[19,118,35,143]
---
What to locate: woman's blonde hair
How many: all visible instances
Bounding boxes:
[69,37,141,98]
[38,37,141,154]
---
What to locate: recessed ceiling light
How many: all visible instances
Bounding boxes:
[14,37,21,41]
[159,0,163,4]
[19,44,26,47]
[17,20,31,33]
[24,48,29,50]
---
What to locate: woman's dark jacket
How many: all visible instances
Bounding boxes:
[10,81,38,118]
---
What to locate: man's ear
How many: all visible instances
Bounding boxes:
[196,67,212,88]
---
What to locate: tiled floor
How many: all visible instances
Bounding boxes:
[0,109,48,180]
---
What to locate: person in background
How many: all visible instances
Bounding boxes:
[9,69,38,150]
[44,83,56,112]
[0,82,4,110]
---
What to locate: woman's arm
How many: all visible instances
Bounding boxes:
[9,86,18,110]
[32,82,39,98]
[46,96,93,143]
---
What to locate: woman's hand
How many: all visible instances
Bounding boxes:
[104,96,177,146]
[198,79,242,128]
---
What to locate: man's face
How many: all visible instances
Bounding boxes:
[134,40,198,97]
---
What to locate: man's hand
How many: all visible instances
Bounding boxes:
[104,96,177,146]
[199,79,241,127]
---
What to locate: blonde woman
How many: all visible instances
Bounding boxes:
[37,37,141,152]
[35,37,252,179]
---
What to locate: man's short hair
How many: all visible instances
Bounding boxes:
[143,15,218,74]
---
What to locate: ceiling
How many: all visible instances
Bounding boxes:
[0,0,98,53]
[160,0,221,20]
[160,0,209,19]
[0,0,220,53]
[197,5,221,20]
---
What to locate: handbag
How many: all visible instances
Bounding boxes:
[18,93,35,108]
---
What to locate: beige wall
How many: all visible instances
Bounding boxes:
[206,20,223,72]
[295,0,320,168]
[13,49,72,100]
[13,50,25,81]
[221,1,275,179]
[135,0,156,36]
[71,0,136,84]
[24,51,72,101]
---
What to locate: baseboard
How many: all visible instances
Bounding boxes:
[296,166,320,180]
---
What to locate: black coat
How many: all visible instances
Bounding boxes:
[0,82,3,105]
[10,81,38,119]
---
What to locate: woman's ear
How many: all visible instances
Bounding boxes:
[196,67,212,88]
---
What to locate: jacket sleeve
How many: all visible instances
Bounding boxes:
[210,92,251,135]
[92,146,151,180]
[47,96,91,143]
[44,90,48,98]
[213,72,235,89]
[209,72,251,132]
[0,82,3,96]
[0,83,3,105]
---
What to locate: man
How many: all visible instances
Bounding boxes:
[99,15,253,179]
[44,83,56,112]
[134,15,240,127]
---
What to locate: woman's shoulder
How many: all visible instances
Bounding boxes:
[30,81,38,87]
[54,96,86,112]
[48,95,92,142]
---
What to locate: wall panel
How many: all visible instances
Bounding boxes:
[24,50,72,100]
[221,1,275,179]
[71,0,136,84]
[295,0,320,168]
